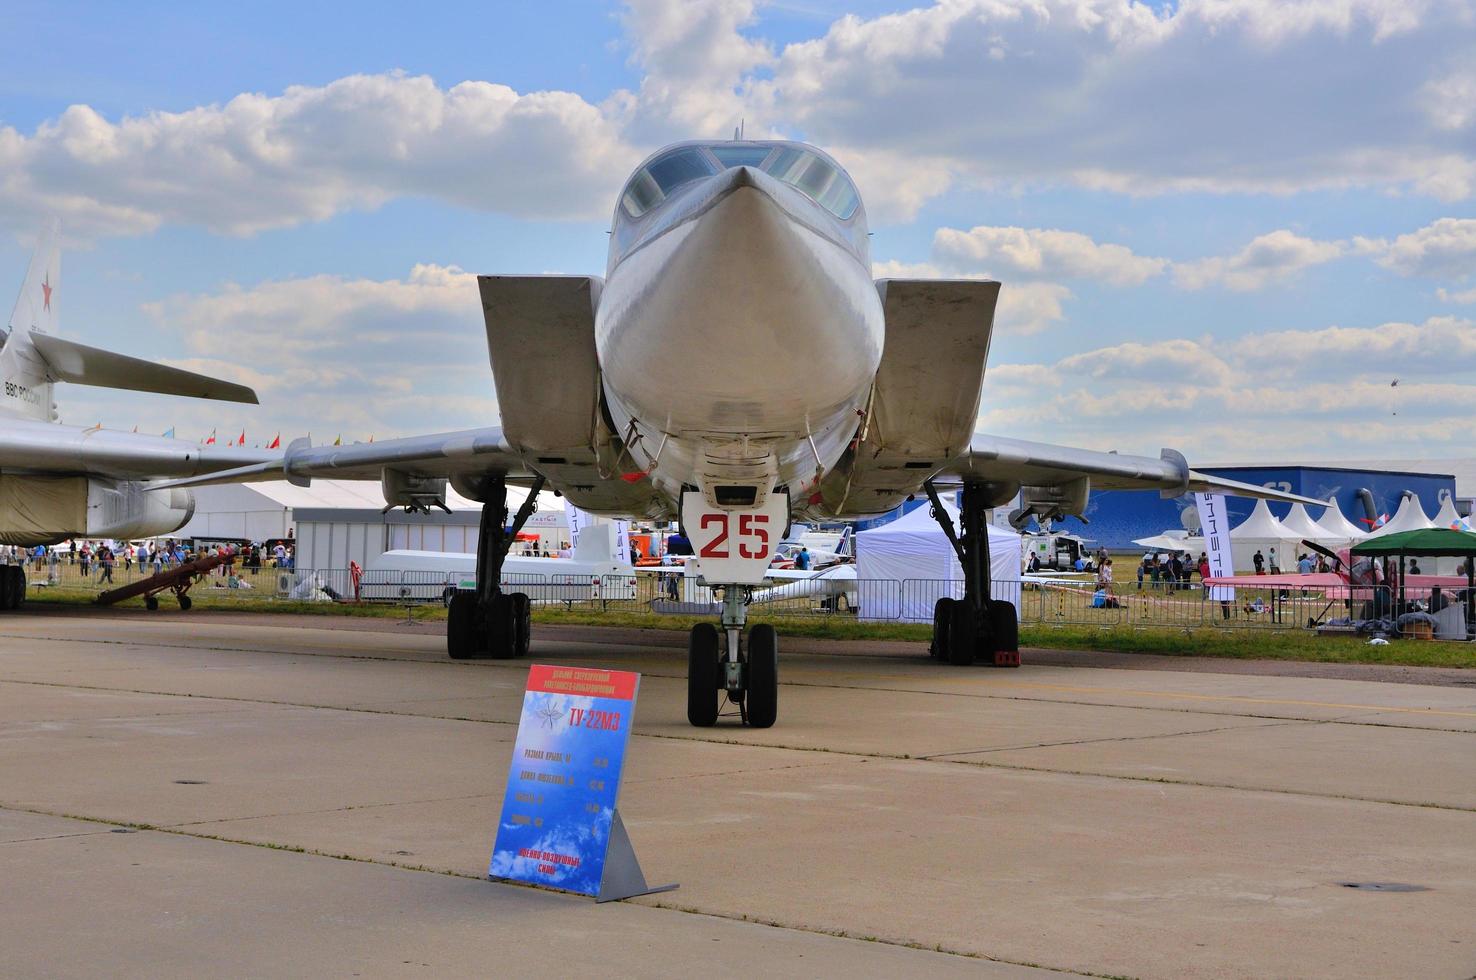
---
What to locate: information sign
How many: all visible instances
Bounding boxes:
[488,664,674,902]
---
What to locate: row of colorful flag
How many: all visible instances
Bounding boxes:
[105,426,373,449]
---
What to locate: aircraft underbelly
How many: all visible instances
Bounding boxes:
[596,185,881,499]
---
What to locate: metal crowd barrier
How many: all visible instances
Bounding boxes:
[20,558,1472,639]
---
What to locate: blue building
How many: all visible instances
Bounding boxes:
[1051,465,1460,550]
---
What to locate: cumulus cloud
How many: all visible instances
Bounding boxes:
[934,226,1168,286]
[125,264,498,441]
[980,314,1476,458]
[5,1,1475,240]
[0,73,639,237]
[753,0,1476,212]
[1361,217,1476,279]
[871,258,1069,335]
[1174,231,1346,290]
[1056,338,1234,386]
[620,0,773,139]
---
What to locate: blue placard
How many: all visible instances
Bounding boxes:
[488,664,640,896]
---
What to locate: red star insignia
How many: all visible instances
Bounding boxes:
[41,275,52,312]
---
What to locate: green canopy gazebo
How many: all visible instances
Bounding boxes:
[1352,528,1476,638]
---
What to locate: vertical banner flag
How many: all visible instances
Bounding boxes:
[563,500,584,552]
[489,665,674,902]
[612,519,632,564]
[1193,493,1235,600]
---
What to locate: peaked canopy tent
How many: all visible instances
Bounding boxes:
[855,499,1022,622]
[1314,496,1367,545]
[1229,499,1301,573]
[1279,503,1329,543]
[1434,495,1470,531]
[1365,494,1436,539]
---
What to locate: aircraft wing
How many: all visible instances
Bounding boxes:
[937,433,1327,506]
[150,426,534,491]
[1204,572,1348,589]
[0,417,279,480]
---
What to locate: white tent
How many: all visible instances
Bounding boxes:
[1434,495,1469,532]
[1365,494,1435,539]
[1314,497,1367,544]
[855,499,1022,622]
[1278,503,1328,542]
[1229,499,1300,573]
[1131,533,1201,555]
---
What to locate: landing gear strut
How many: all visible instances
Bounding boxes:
[925,481,1019,667]
[447,475,544,660]
[686,585,778,728]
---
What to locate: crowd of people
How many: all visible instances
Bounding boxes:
[16,538,296,584]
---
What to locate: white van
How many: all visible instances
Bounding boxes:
[360,524,637,604]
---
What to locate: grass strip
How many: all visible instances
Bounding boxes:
[25,586,1476,668]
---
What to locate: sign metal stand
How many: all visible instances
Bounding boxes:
[488,664,676,903]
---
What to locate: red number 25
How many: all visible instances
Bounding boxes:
[699,513,770,560]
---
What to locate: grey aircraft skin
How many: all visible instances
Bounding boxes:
[158,139,1322,727]
[0,224,271,564]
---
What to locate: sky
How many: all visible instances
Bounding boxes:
[2,0,1475,463]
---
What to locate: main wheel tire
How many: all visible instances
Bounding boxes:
[745,624,779,729]
[687,623,721,727]
[988,599,1019,666]
[0,566,18,610]
[945,600,976,666]
[510,592,532,658]
[145,595,160,611]
[177,594,193,611]
[447,591,480,659]
[486,592,518,659]
[13,566,24,607]
[930,597,954,660]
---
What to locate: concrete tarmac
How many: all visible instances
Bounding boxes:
[2,609,1474,978]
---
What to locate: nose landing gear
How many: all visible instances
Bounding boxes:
[686,585,778,728]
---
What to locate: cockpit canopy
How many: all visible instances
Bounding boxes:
[619,142,861,221]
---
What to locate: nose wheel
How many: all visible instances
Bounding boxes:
[686,589,779,728]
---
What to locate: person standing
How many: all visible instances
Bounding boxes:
[1253,550,1265,574]
[97,544,114,584]
[1269,547,1280,574]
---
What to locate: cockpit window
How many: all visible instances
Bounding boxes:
[763,147,859,219]
[620,142,860,221]
[621,147,719,217]
[709,145,772,168]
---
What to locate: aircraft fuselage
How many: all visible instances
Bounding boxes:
[594,142,881,511]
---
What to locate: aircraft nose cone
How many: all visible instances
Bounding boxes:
[718,165,758,191]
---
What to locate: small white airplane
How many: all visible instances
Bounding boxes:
[159,139,1321,728]
[0,223,271,604]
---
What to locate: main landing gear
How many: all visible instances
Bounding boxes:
[447,475,544,661]
[0,564,25,611]
[924,481,1020,668]
[686,585,778,729]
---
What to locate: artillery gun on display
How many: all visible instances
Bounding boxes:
[94,553,231,611]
